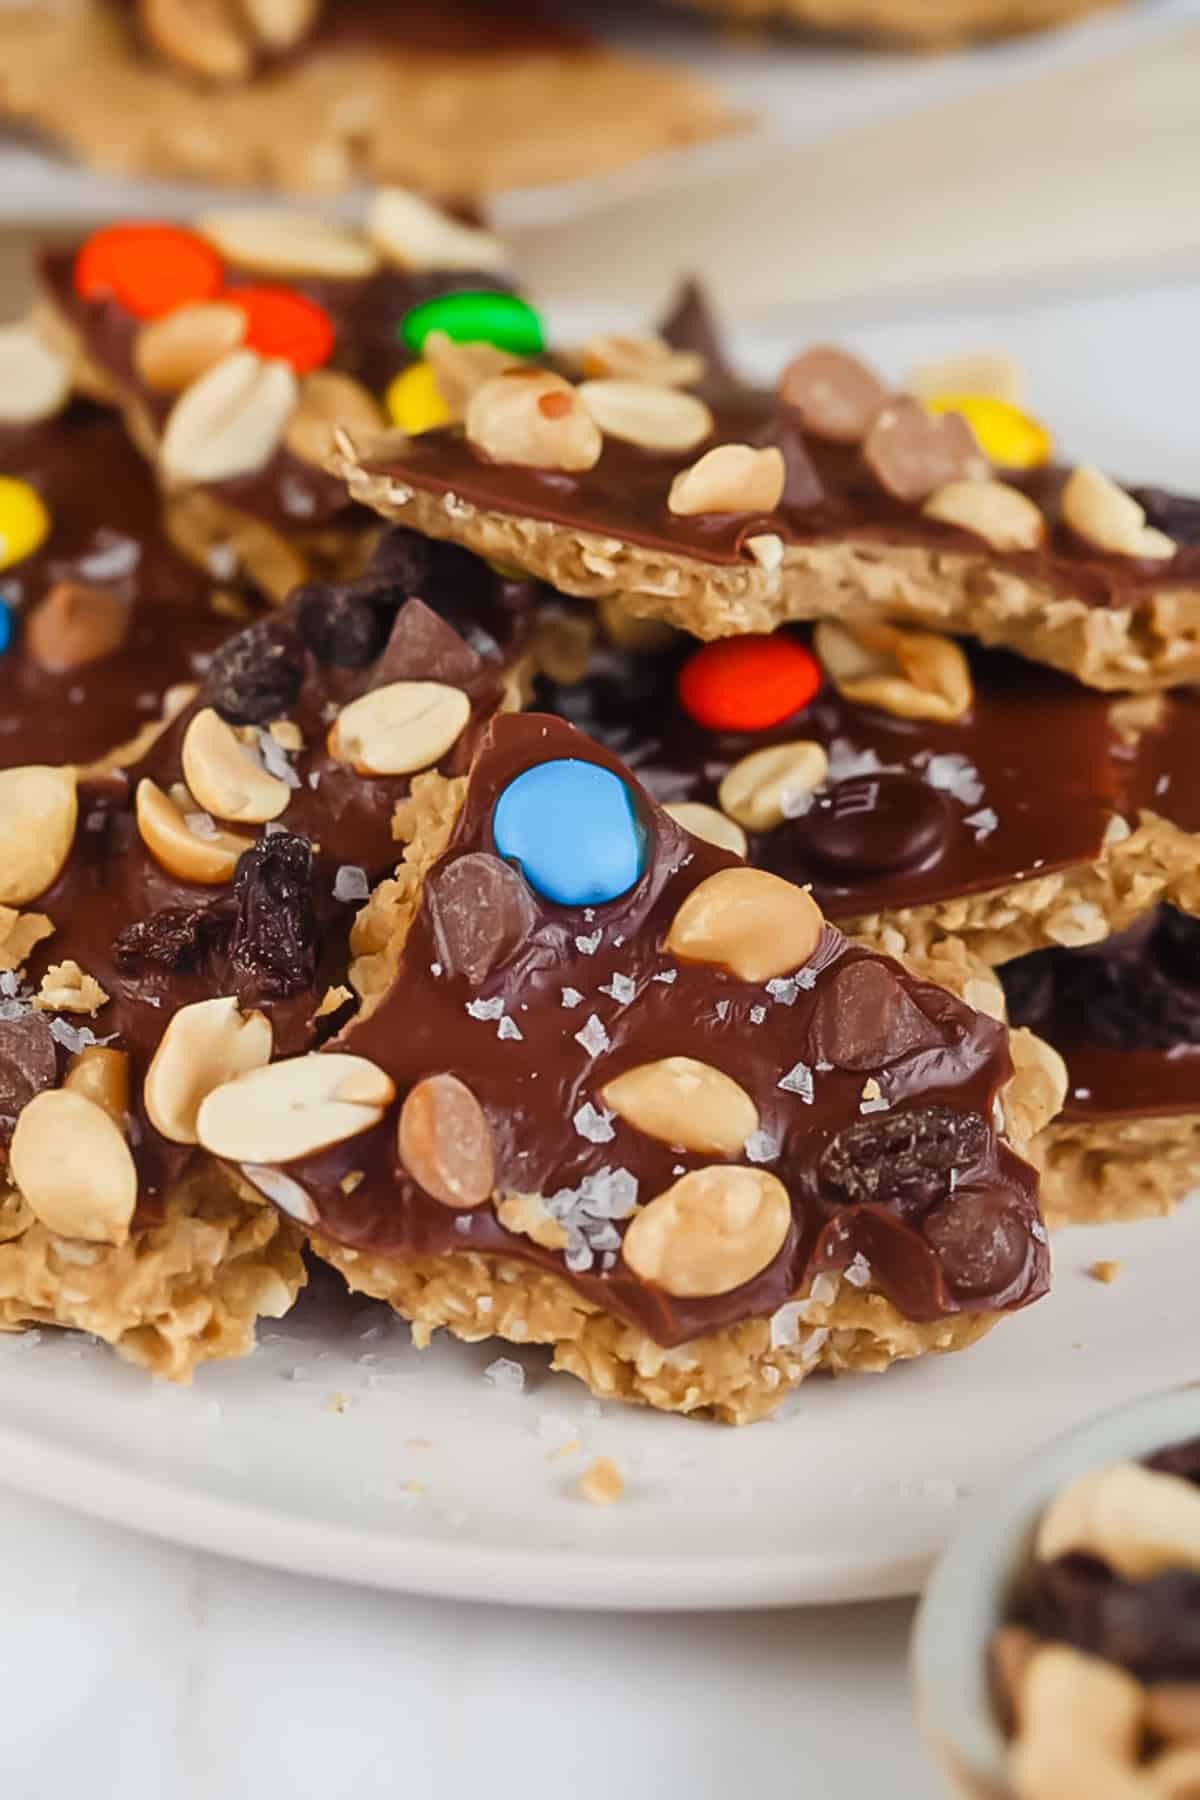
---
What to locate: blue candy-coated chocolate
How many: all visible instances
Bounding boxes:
[492,759,646,907]
[0,602,11,655]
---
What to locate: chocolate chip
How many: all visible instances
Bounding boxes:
[227,832,317,1001]
[779,345,890,446]
[819,1104,988,1216]
[754,408,824,511]
[864,397,985,503]
[24,581,131,673]
[293,585,390,668]
[113,900,233,975]
[203,617,306,726]
[0,1013,58,1141]
[812,958,945,1071]
[1131,487,1200,545]
[777,773,950,880]
[370,599,485,690]
[657,277,737,387]
[429,852,536,985]
[922,1187,1030,1296]
[1020,1553,1200,1685]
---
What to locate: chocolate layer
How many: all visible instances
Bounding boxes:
[272,712,1048,1348]
[1002,909,1200,1122]
[0,402,259,767]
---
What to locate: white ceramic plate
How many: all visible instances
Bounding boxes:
[1,1207,1197,1609]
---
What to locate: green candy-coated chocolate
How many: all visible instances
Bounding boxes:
[398,291,544,357]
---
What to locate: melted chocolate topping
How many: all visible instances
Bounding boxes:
[272,712,1048,1348]
[1002,908,1200,1122]
[0,403,261,767]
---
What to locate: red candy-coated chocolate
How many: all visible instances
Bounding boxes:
[227,287,335,374]
[676,636,821,732]
[74,224,224,321]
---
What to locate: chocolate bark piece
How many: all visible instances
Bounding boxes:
[215,712,1057,1423]
[537,619,1200,967]
[0,402,265,769]
[0,0,735,195]
[664,0,1110,46]
[1004,909,1200,1226]
[337,332,1200,692]
[0,554,532,1370]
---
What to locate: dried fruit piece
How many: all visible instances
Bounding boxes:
[0,765,78,905]
[465,370,602,473]
[664,867,824,984]
[814,618,973,723]
[577,332,703,388]
[668,444,785,517]
[113,898,232,975]
[718,740,829,833]
[328,681,470,777]
[863,397,985,503]
[196,1052,395,1162]
[181,706,292,824]
[0,1013,58,1141]
[134,301,247,394]
[818,1104,988,1214]
[428,852,536,984]
[144,995,273,1144]
[662,802,747,859]
[779,344,890,445]
[294,585,389,668]
[284,371,383,469]
[24,582,131,673]
[135,778,253,885]
[161,350,298,487]
[601,1057,759,1156]
[203,616,306,724]
[621,1166,791,1298]
[1062,465,1176,560]
[366,188,507,273]
[397,1073,495,1208]
[922,479,1045,552]
[10,1088,137,1244]
[63,1047,131,1124]
[227,832,316,1001]
[577,380,713,454]
[0,321,72,425]
[198,210,380,279]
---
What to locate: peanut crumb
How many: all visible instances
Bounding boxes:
[269,719,305,751]
[0,907,54,973]
[547,1436,582,1463]
[579,1456,624,1506]
[323,1391,350,1414]
[315,984,353,1019]
[34,959,109,1014]
[340,1170,365,1196]
[210,590,253,622]
[1089,1259,1122,1285]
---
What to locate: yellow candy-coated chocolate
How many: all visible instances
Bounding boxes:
[926,393,1052,471]
[385,362,451,436]
[0,478,51,571]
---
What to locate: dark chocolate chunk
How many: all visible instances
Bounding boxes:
[428,851,536,985]
[1021,1552,1200,1684]
[1001,908,1200,1055]
[812,959,945,1071]
[0,1013,59,1141]
[923,1187,1030,1296]
[1146,1436,1200,1487]
[294,585,390,669]
[776,772,950,879]
[371,599,485,690]
[227,832,317,1001]
[656,276,738,389]
[1131,487,1200,546]
[818,1104,988,1216]
[754,408,824,512]
[203,617,306,726]
[113,900,233,975]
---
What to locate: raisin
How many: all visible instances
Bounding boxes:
[293,585,390,668]
[203,618,305,725]
[818,1104,988,1215]
[1020,1552,1200,1684]
[0,1013,58,1141]
[227,832,317,1001]
[923,1188,1029,1296]
[1004,912,1200,1054]
[113,901,232,975]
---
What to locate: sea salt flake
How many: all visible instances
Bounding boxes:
[924,753,984,807]
[809,1272,839,1307]
[843,1252,872,1288]
[454,1216,473,1235]
[965,806,999,841]
[575,930,602,955]
[574,1014,610,1056]
[255,728,301,789]
[714,999,731,1022]
[798,1326,829,1362]
[484,1358,525,1394]
[652,969,677,985]
[466,997,505,1021]
[744,1130,779,1165]
[307,770,322,790]
[78,533,140,581]
[769,1302,805,1349]
[333,864,370,903]
[430,962,443,977]
[778,1060,814,1103]
[766,976,800,1006]
[497,1016,523,1042]
[561,987,584,1008]
[826,739,885,784]
[185,810,219,840]
[574,1103,615,1144]
[749,1006,767,1024]
[1031,1221,1048,1244]
[600,973,635,1004]
[48,1019,113,1054]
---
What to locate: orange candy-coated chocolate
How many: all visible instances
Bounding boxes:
[74,224,224,321]
[226,287,335,374]
[677,636,821,732]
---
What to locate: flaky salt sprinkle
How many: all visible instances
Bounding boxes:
[924,752,984,807]
[843,1252,872,1288]
[964,807,999,842]
[744,1130,779,1165]
[778,1061,814,1103]
[573,1102,616,1144]
[766,976,801,1007]
[600,973,636,1004]
[652,969,677,985]
[769,1301,805,1349]
[484,1358,525,1394]
[575,930,602,955]
[749,1006,766,1024]
[574,1014,610,1057]
[333,864,370,903]
[466,997,506,1021]
[714,999,731,1022]
[561,987,585,1009]
[497,1016,523,1042]
[255,728,301,789]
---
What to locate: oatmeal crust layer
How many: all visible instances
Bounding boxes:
[0,1167,305,1380]
[1032,1113,1200,1228]
[337,454,1200,694]
[0,1,737,195]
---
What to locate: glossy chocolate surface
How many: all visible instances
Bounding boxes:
[1002,909,1200,1122]
[15,535,538,1221]
[0,403,260,767]
[276,713,1048,1347]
